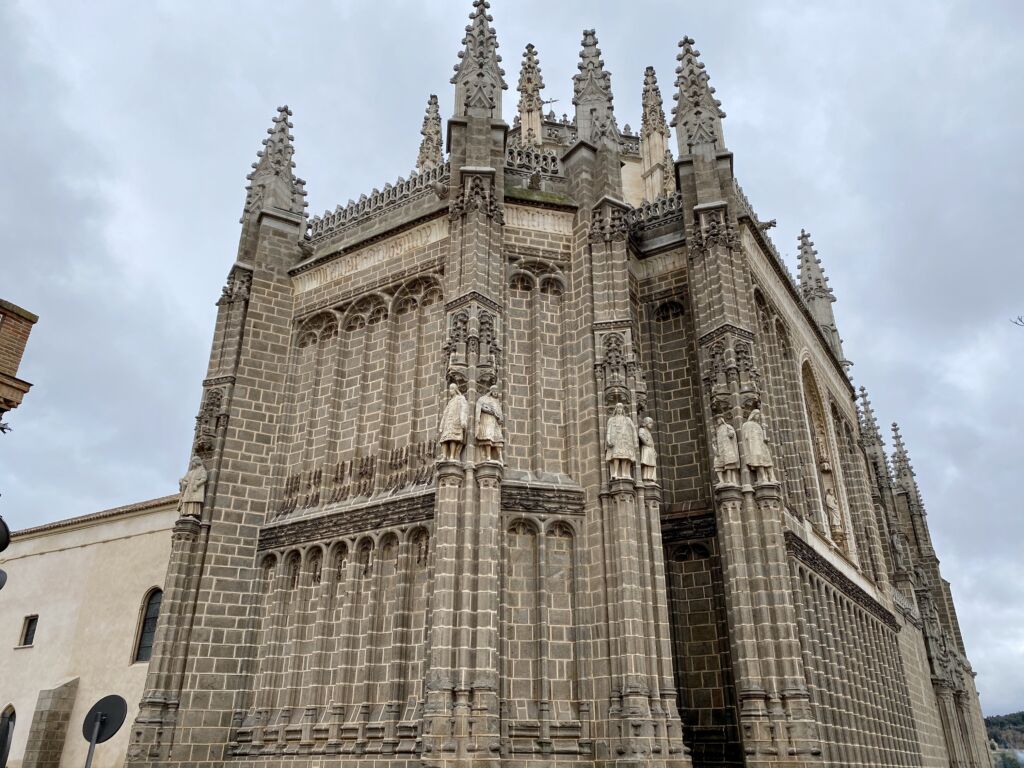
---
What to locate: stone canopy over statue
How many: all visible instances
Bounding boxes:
[741,409,775,484]
[177,457,208,518]
[438,383,469,461]
[606,403,638,480]
[475,385,504,463]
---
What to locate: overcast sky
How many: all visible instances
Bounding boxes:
[2,0,1021,716]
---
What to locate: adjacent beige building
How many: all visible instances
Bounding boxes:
[0,496,176,768]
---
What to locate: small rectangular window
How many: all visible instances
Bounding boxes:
[20,616,37,646]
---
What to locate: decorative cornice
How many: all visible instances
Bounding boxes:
[786,531,898,631]
[662,512,716,543]
[697,323,755,346]
[307,162,450,246]
[10,495,179,540]
[445,290,502,314]
[258,492,435,552]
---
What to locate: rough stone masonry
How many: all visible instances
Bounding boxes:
[125,3,992,767]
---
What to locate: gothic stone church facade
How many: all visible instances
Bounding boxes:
[127,4,990,768]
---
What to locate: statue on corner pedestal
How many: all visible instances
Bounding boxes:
[475,385,505,463]
[741,409,775,485]
[606,403,638,480]
[177,457,208,518]
[713,416,739,486]
[438,383,469,461]
[638,416,657,482]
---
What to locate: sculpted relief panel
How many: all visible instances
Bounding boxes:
[505,205,573,236]
[276,276,445,516]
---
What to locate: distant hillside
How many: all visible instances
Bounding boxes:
[987,711,1024,750]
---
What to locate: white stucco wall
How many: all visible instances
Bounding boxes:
[0,497,176,768]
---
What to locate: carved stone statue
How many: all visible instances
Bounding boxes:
[475,385,504,463]
[177,456,208,518]
[890,526,911,574]
[824,487,842,532]
[638,416,657,482]
[438,383,469,461]
[713,416,739,486]
[605,403,638,480]
[741,409,775,484]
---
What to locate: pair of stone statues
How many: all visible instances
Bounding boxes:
[712,409,775,486]
[605,403,658,482]
[438,383,504,463]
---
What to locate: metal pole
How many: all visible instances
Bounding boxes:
[83,714,104,768]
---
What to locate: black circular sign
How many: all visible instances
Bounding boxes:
[82,695,127,744]
[0,516,10,553]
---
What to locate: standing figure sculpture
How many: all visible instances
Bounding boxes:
[606,403,638,480]
[890,522,911,574]
[824,487,843,532]
[438,383,469,461]
[475,385,505,463]
[741,409,775,484]
[713,416,740,486]
[638,416,658,482]
[177,456,208,518]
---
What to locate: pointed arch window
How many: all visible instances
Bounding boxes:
[0,705,15,768]
[133,588,163,663]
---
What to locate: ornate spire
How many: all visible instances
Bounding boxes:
[798,229,849,368]
[242,106,307,220]
[641,66,670,139]
[517,44,544,146]
[671,36,726,156]
[639,66,674,201]
[890,423,914,481]
[416,95,443,172]
[858,386,883,444]
[573,29,617,145]
[451,0,507,119]
[798,229,834,302]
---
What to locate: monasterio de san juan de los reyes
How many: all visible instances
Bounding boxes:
[0,4,999,768]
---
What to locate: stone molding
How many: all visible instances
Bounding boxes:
[293,217,448,294]
[295,260,444,319]
[697,322,755,346]
[662,511,717,542]
[307,162,450,244]
[786,531,899,631]
[505,204,573,235]
[501,482,586,515]
[257,491,435,551]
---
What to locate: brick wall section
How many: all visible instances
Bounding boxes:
[21,678,78,768]
[664,532,744,767]
[0,300,36,379]
[638,270,709,509]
